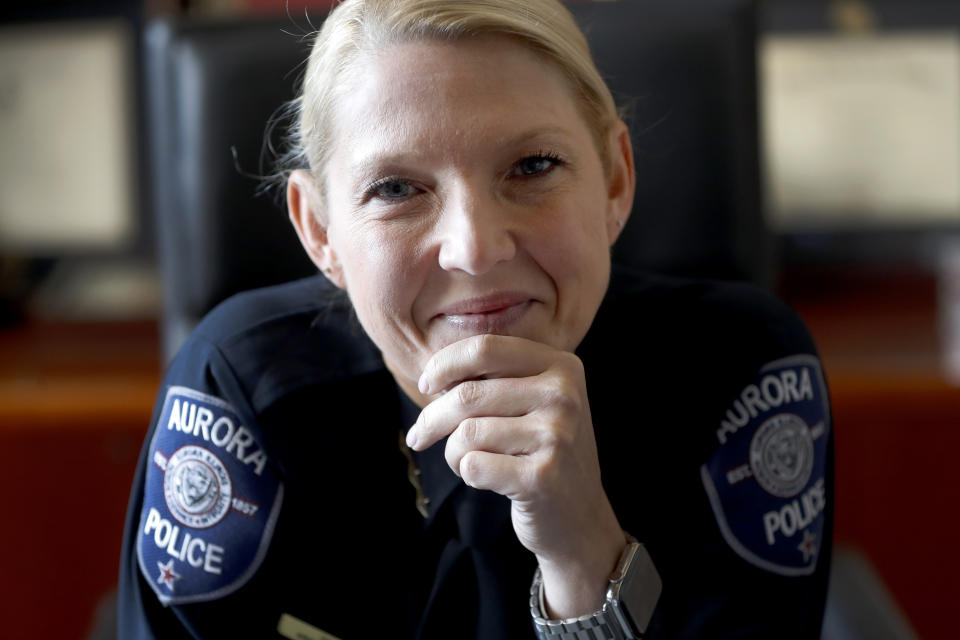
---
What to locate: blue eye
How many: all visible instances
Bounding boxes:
[514,153,563,177]
[368,177,417,201]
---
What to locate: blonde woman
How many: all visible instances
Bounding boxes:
[119,1,832,638]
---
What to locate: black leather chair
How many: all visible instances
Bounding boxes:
[568,0,766,287]
[145,17,317,359]
[145,1,768,360]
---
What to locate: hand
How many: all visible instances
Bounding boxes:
[404,333,627,618]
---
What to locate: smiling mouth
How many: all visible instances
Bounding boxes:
[435,294,536,332]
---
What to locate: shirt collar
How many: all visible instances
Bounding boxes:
[396,387,462,526]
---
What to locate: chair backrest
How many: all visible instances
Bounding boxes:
[566,1,767,284]
[146,1,767,359]
[145,17,317,358]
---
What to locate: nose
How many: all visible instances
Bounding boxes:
[436,189,517,275]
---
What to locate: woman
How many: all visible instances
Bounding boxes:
[119,1,833,638]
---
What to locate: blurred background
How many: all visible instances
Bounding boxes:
[0,0,957,638]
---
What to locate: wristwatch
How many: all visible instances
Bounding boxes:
[529,537,661,639]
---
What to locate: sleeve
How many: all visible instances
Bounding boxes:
[117,336,284,639]
[673,354,833,640]
[599,280,834,640]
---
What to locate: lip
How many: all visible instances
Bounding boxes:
[433,292,537,333]
[436,292,535,317]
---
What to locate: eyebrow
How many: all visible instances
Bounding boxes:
[492,125,574,148]
[347,125,577,179]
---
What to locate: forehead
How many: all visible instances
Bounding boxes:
[327,36,593,175]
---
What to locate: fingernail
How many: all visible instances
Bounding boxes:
[406,425,418,449]
[418,374,429,395]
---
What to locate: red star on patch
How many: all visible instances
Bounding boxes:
[157,558,181,591]
[797,529,817,563]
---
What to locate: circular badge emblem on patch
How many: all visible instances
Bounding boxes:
[164,445,233,528]
[749,413,814,498]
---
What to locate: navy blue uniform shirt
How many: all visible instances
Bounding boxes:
[118,266,834,639]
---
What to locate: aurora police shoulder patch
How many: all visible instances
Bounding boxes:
[701,354,829,576]
[137,386,284,605]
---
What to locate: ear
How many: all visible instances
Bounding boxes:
[287,169,346,289]
[604,120,635,245]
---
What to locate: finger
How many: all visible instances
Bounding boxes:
[408,377,537,451]
[419,334,571,396]
[458,449,531,499]
[444,415,539,477]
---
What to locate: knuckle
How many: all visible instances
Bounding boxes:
[456,380,483,407]
[541,420,575,452]
[466,334,486,361]
[527,455,558,490]
[459,417,483,445]
[560,351,586,375]
[556,426,577,451]
[468,332,498,361]
[543,379,579,415]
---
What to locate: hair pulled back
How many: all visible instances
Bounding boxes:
[270,0,618,196]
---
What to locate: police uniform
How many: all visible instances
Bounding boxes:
[118,266,833,639]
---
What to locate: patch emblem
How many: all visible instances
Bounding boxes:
[163,445,233,528]
[137,386,284,605]
[701,355,829,576]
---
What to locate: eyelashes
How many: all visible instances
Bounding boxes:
[365,176,417,202]
[360,150,567,205]
[512,151,565,178]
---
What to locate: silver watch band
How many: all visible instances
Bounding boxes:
[529,566,634,640]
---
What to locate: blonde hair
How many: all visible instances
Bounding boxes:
[273,0,619,194]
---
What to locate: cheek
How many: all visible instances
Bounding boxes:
[335,223,426,328]
[537,194,611,347]
[539,192,610,279]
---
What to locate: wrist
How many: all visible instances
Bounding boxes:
[530,533,662,640]
[536,528,627,618]
[535,511,626,619]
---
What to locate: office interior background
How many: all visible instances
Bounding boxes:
[0,0,957,638]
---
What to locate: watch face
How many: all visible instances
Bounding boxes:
[615,545,662,634]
